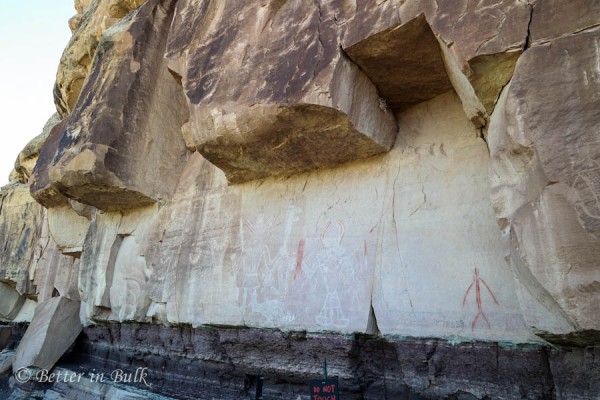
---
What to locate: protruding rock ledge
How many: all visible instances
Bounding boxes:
[344,15,453,113]
[185,51,398,184]
[167,1,398,185]
[196,102,395,184]
[33,0,188,211]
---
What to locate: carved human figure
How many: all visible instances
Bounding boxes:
[298,221,369,329]
[237,215,286,320]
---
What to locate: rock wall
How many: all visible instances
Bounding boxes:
[1,0,599,398]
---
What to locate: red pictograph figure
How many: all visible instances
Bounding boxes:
[293,239,305,280]
[462,267,499,331]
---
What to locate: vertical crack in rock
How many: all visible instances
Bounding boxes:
[312,0,325,81]
[425,340,438,390]
[524,4,534,50]
[408,183,427,218]
[479,127,490,155]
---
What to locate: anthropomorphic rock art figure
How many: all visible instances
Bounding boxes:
[463,267,499,331]
[315,221,350,328]
[296,220,369,329]
[235,215,288,322]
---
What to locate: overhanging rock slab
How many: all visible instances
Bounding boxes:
[345,14,454,113]
[32,0,188,211]
[167,0,398,184]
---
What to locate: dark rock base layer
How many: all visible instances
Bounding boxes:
[6,323,600,399]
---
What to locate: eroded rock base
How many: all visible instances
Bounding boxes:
[4,323,599,399]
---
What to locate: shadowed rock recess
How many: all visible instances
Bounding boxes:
[0,0,598,398]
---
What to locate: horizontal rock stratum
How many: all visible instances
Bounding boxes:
[1,0,599,398]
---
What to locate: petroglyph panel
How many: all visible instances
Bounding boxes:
[134,150,385,332]
[75,92,532,340]
[373,92,534,342]
[60,93,537,341]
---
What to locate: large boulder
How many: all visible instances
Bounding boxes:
[13,297,82,372]
[165,0,398,183]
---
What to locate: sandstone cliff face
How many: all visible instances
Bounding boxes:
[488,1,600,340]
[1,0,599,398]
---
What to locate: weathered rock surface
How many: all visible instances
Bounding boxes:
[0,0,599,397]
[0,284,25,320]
[55,0,148,115]
[15,0,599,342]
[54,91,534,346]
[425,2,531,122]
[47,205,90,255]
[166,1,397,183]
[373,92,530,342]
[0,326,12,351]
[36,0,189,211]
[345,15,453,113]
[13,297,82,372]
[162,0,530,182]
[5,323,596,400]
[11,114,61,184]
[29,119,71,208]
[489,28,600,336]
[0,181,81,307]
[0,183,47,295]
[530,0,600,45]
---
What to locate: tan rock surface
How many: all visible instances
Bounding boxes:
[166,0,398,183]
[0,183,46,295]
[37,0,189,211]
[373,92,531,341]
[0,181,80,309]
[47,206,90,254]
[1,0,598,355]
[75,0,93,14]
[13,296,82,371]
[489,29,600,333]
[12,114,61,184]
[74,93,533,341]
[55,0,148,115]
